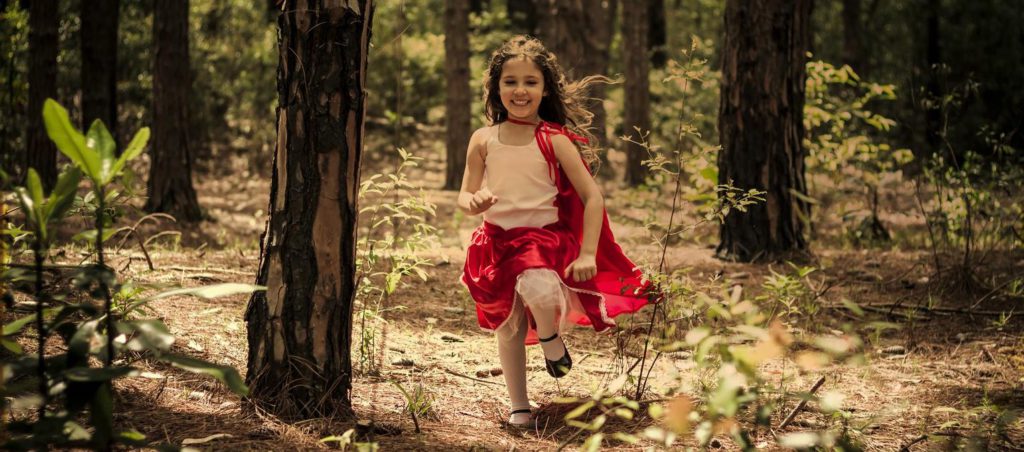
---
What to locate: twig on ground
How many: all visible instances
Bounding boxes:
[831,302,1015,318]
[778,376,826,429]
[982,346,999,365]
[441,368,502,386]
[969,272,1024,309]
[164,265,253,277]
[899,434,929,451]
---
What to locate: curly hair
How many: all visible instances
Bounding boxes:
[482,35,607,167]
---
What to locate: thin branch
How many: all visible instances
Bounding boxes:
[778,376,825,429]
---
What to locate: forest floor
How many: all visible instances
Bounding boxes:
[8,141,1024,451]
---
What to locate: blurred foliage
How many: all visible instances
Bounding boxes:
[803,60,913,245]
[812,0,1024,163]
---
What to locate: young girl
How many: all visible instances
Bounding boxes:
[458,35,654,428]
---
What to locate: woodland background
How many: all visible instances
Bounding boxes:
[1,0,1023,450]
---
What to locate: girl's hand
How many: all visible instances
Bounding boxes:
[564,253,597,282]
[470,188,499,213]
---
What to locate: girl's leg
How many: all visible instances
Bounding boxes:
[517,269,567,361]
[496,306,531,424]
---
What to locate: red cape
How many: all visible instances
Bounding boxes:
[461,121,656,343]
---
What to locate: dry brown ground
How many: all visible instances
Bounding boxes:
[6,146,1024,451]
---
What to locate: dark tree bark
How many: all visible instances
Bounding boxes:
[146,0,201,221]
[25,0,58,189]
[536,0,615,146]
[622,0,651,186]
[444,0,471,190]
[507,0,539,35]
[469,0,488,15]
[717,0,812,262]
[924,0,942,153]
[245,0,374,419]
[80,0,119,142]
[841,0,864,74]
[649,0,667,69]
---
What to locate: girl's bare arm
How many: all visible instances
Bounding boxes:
[551,134,603,281]
[457,128,497,215]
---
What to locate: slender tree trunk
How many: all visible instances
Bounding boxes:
[924,0,942,154]
[649,0,667,69]
[508,0,539,35]
[25,0,58,189]
[81,0,119,143]
[535,0,614,146]
[622,0,651,186]
[469,0,488,15]
[245,0,374,419]
[444,0,471,190]
[393,5,405,149]
[146,0,202,221]
[717,0,812,262]
[841,0,864,75]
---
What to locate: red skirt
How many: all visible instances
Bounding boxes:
[461,221,652,344]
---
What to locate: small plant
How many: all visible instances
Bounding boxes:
[320,428,380,451]
[914,76,1024,296]
[391,380,437,433]
[354,148,438,376]
[803,60,913,245]
[0,100,259,449]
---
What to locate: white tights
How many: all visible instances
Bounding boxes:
[496,269,568,421]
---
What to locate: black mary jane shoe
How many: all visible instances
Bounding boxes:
[539,333,572,378]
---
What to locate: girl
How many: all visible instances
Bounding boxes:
[458,35,654,429]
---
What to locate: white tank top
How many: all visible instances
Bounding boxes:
[482,125,559,230]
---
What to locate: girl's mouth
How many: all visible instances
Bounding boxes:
[511,99,530,106]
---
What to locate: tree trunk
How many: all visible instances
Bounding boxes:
[146,0,202,222]
[25,0,58,190]
[649,0,667,69]
[444,0,471,190]
[924,0,942,154]
[80,0,119,143]
[841,0,864,75]
[469,0,488,15]
[535,0,614,146]
[507,0,539,35]
[717,0,812,262]
[245,0,374,419]
[622,0,650,186]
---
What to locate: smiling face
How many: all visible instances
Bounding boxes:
[498,57,546,122]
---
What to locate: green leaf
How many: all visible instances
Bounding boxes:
[65,366,139,382]
[72,228,119,244]
[582,432,604,451]
[699,167,718,184]
[87,119,117,180]
[90,383,115,448]
[14,187,40,234]
[565,400,595,420]
[778,432,820,448]
[44,167,82,223]
[1,337,24,354]
[119,319,175,352]
[64,420,92,442]
[108,127,149,185]
[117,429,148,446]
[26,168,44,207]
[42,99,102,183]
[3,313,37,336]
[68,319,101,359]
[841,298,864,316]
[161,354,249,396]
